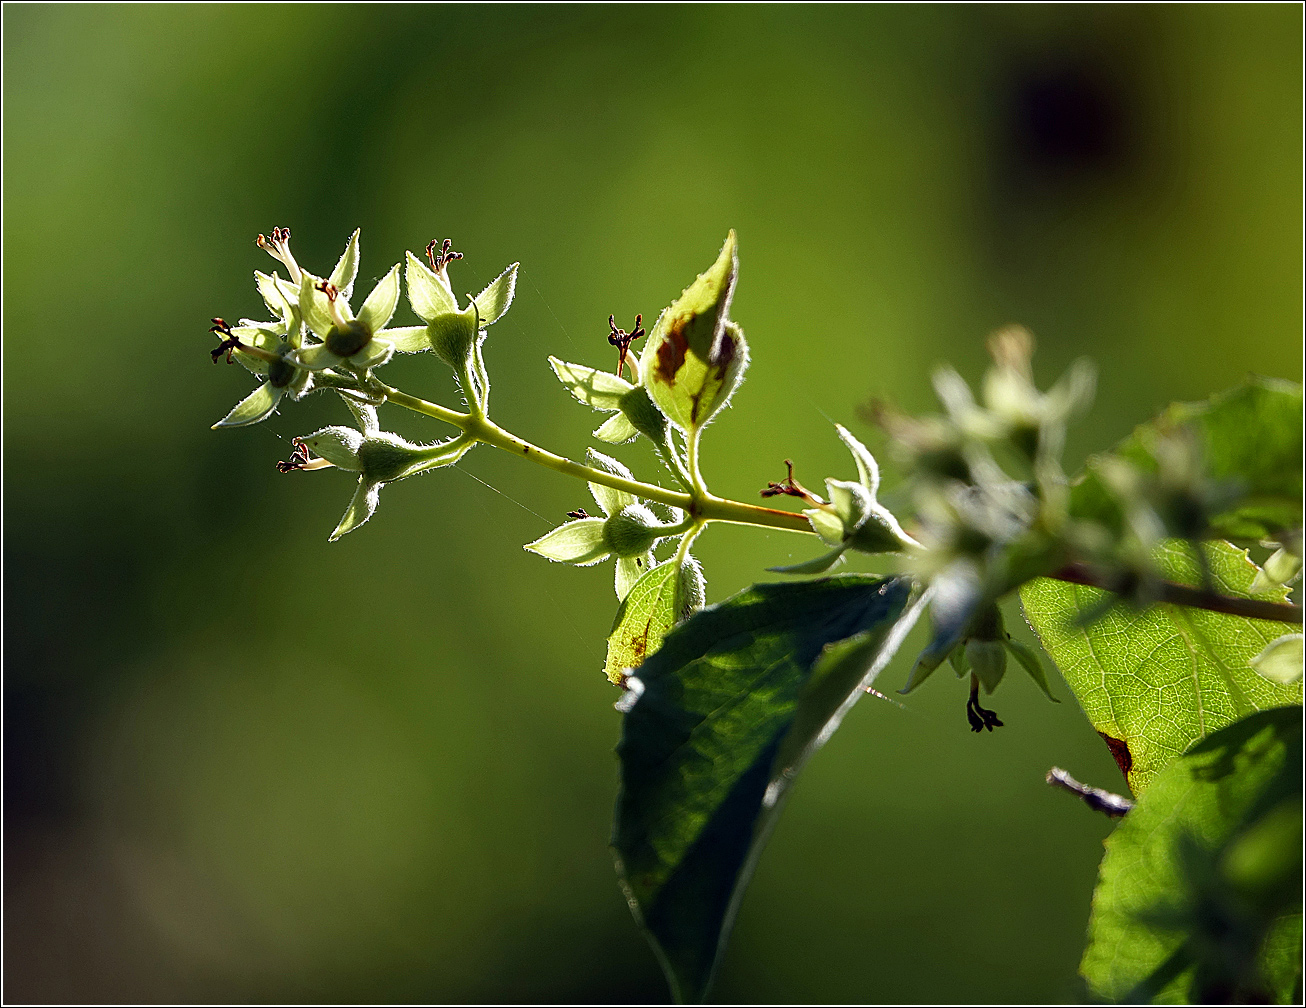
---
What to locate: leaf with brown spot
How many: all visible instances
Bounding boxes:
[604,561,682,684]
[641,234,750,434]
[1022,541,1301,794]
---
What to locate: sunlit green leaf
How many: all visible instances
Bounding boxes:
[356,264,400,335]
[640,233,749,434]
[1082,706,1302,1004]
[1022,541,1301,794]
[604,561,678,684]
[614,575,916,1002]
[473,262,518,325]
[524,518,609,565]
[594,412,639,444]
[329,481,379,541]
[379,325,430,353]
[329,228,360,298]
[405,250,458,320]
[586,450,636,517]
[548,356,633,411]
[212,382,280,428]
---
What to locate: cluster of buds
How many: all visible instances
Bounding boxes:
[547,232,749,485]
[870,328,1097,723]
[524,450,692,601]
[210,227,518,538]
[766,426,918,575]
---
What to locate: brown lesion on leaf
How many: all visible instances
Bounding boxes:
[1098,731,1133,779]
[654,311,693,382]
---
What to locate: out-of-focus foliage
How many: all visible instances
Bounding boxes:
[1067,379,1303,544]
[5,4,1300,1004]
[1080,707,1302,1003]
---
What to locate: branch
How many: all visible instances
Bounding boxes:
[1047,562,1302,625]
[1046,767,1134,819]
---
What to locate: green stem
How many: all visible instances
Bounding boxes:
[685,429,707,498]
[374,382,1300,624]
[376,381,812,533]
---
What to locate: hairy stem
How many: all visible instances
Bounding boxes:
[376,381,812,533]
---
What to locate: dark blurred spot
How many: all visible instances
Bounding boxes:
[986,33,1155,205]
[1009,60,1127,177]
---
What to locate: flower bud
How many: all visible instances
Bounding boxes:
[426,308,480,371]
[300,426,364,470]
[677,555,706,620]
[604,504,664,558]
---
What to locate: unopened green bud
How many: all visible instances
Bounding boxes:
[604,504,663,558]
[356,432,471,485]
[356,434,424,483]
[427,308,480,371]
[677,555,706,619]
[300,426,364,470]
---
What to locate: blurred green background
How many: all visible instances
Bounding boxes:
[4,4,1300,1004]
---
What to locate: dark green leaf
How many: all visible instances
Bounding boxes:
[1070,378,1302,541]
[614,575,918,1002]
[1082,706,1302,1004]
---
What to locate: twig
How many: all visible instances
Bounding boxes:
[1046,767,1134,819]
[1046,562,1302,626]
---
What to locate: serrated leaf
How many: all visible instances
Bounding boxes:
[474,263,518,325]
[1081,707,1302,1004]
[212,382,280,428]
[1071,379,1303,542]
[356,264,400,335]
[329,228,360,299]
[640,233,749,434]
[1021,541,1301,794]
[405,250,458,320]
[548,356,633,411]
[614,575,915,1002]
